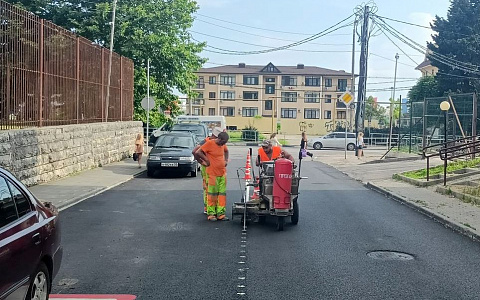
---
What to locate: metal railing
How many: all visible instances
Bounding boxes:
[0,0,134,129]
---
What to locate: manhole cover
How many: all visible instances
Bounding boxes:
[367,250,414,261]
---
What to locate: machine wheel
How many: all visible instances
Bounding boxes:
[276,216,285,231]
[147,168,155,177]
[347,143,356,151]
[313,142,323,150]
[291,201,299,225]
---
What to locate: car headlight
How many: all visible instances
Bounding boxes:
[149,155,161,161]
[179,156,194,161]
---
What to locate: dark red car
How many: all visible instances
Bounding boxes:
[0,167,62,300]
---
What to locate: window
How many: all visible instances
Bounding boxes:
[242,107,258,117]
[281,108,297,119]
[265,77,275,82]
[0,177,17,228]
[196,77,205,89]
[336,99,346,108]
[304,109,320,119]
[281,92,297,102]
[196,92,204,99]
[265,84,275,94]
[281,76,297,86]
[304,92,319,103]
[265,100,273,110]
[337,111,346,119]
[267,65,275,72]
[8,181,31,218]
[305,76,320,86]
[324,95,332,103]
[220,91,235,100]
[338,79,348,91]
[325,78,332,87]
[220,107,235,116]
[209,108,215,116]
[243,75,259,85]
[209,76,216,85]
[220,75,235,86]
[324,110,332,119]
[209,92,216,99]
[243,91,258,100]
[193,107,202,115]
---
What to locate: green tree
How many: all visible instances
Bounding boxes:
[365,96,387,125]
[407,76,441,102]
[428,0,480,94]
[7,0,205,127]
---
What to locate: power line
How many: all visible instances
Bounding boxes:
[374,15,431,29]
[369,53,417,68]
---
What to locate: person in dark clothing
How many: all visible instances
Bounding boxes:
[301,132,314,160]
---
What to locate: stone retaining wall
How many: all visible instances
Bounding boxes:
[0,121,143,186]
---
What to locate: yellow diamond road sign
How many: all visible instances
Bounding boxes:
[340,92,354,106]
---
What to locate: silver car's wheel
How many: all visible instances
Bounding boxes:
[313,142,323,150]
[28,263,50,300]
[347,143,356,151]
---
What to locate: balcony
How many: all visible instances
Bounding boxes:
[187,99,205,106]
[195,83,205,89]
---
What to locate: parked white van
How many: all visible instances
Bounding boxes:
[308,132,357,151]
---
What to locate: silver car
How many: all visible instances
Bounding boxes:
[308,132,357,151]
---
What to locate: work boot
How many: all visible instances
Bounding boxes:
[207,215,217,221]
[217,215,229,221]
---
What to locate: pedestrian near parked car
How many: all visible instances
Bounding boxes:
[134,133,144,168]
[270,133,281,147]
[300,132,314,160]
[357,132,365,159]
[196,132,230,221]
[193,127,222,214]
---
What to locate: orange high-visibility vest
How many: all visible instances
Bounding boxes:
[258,146,282,162]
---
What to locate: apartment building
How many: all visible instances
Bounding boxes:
[188,62,354,135]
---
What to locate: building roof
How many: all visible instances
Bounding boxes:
[415,58,432,70]
[196,62,353,76]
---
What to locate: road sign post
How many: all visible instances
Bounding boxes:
[340,92,355,159]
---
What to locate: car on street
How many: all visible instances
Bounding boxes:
[0,168,62,300]
[147,132,200,177]
[308,132,357,151]
[148,123,209,147]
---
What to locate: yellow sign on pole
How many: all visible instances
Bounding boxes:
[339,92,355,106]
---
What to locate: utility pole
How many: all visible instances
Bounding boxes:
[388,53,399,150]
[105,0,118,122]
[350,19,357,132]
[355,5,370,140]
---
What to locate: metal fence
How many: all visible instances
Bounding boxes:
[0,0,134,129]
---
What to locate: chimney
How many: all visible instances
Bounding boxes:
[297,64,304,69]
[239,63,246,68]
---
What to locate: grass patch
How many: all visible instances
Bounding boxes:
[279,139,289,146]
[402,157,480,179]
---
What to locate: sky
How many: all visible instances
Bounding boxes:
[191,0,452,104]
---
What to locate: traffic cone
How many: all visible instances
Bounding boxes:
[251,177,260,200]
[244,151,252,181]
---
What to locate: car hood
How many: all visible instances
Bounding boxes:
[149,147,192,157]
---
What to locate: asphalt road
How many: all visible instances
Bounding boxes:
[52,146,480,300]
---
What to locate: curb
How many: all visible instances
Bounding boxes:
[57,170,145,212]
[365,182,480,243]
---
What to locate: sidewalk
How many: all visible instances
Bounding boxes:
[29,158,144,211]
[318,147,480,241]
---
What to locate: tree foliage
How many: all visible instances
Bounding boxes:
[428,0,480,94]
[365,96,387,125]
[408,76,442,102]
[7,0,206,127]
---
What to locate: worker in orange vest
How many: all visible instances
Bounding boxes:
[256,139,294,166]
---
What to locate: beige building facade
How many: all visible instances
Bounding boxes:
[187,62,355,135]
[415,58,438,77]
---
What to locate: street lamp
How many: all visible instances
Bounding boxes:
[440,100,450,186]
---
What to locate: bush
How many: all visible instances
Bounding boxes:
[242,125,259,141]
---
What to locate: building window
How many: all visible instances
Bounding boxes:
[304,92,319,103]
[196,76,205,89]
[193,107,202,115]
[220,107,235,116]
[209,92,216,99]
[281,92,297,102]
[338,79,348,91]
[324,110,331,119]
[336,99,346,108]
[196,92,204,99]
[324,95,332,103]
[266,84,275,94]
[209,108,215,116]
[243,91,258,100]
[305,76,320,86]
[265,77,275,82]
[325,78,332,87]
[281,108,297,119]
[220,75,235,86]
[242,107,258,117]
[337,111,346,119]
[265,100,272,110]
[304,109,320,119]
[243,75,259,85]
[281,76,297,86]
[209,76,216,85]
[220,91,235,100]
